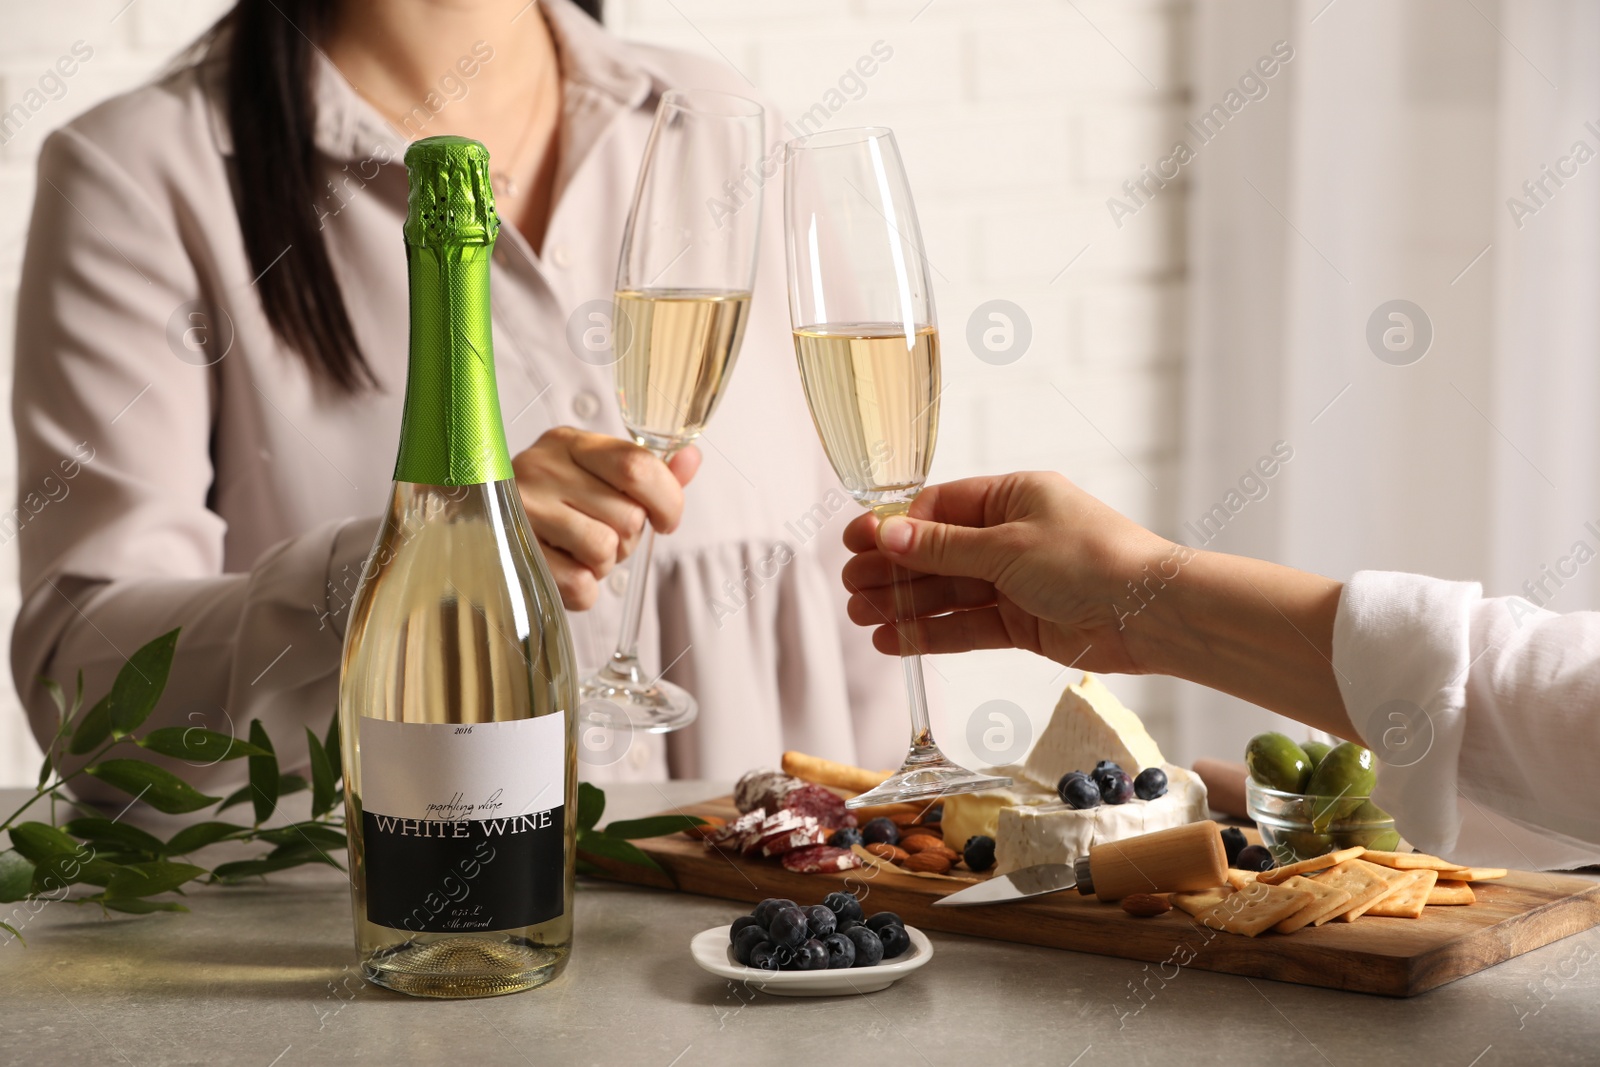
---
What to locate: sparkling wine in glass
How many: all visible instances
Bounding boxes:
[579,89,763,733]
[784,126,1012,807]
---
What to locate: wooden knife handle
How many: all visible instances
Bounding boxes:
[1079,819,1228,902]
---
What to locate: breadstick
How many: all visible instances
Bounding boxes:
[781,751,891,793]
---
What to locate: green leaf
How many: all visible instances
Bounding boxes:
[216,783,252,813]
[108,628,181,736]
[7,822,80,864]
[306,728,336,819]
[84,760,221,815]
[32,855,122,892]
[41,677,67,723]
[574,857,604,878]
[257,822,346,850]
[105,898,189,915]
[601,814,707,840]
[165,821,248,855]
[212,852,327,882]
[105,860,205,899]
[575,829,661,872]
[246,720,279,825]
[66,692,116,756]
[265,837,344,870]
[576,782,605,832]
[323,713,342,783]
[0,851,36,903]
[137,727,269,763]
[62,818,165,857]
[36,752,52,790]
[0,919,23,944]
[278,774,307,796]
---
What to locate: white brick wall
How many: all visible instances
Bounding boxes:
[0,0,1189,785]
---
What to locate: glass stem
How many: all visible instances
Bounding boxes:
[888,559,939,758]
[609,522,656,668]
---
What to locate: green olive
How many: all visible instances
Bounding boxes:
[1335,828,1401,851]
[1301,740,1333,769]
[1277,830,1337,862]
[1304,742,1377,799]
[1245,732,1313,792]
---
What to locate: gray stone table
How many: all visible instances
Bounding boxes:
[3,781,1599,1066]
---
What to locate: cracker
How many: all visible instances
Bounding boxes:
[1455,867,1508,882]
[1428,879,1476,905]
[1171,886,1233,917]
[1358,850,1469,874]
[1197,880,1312,937]
[1272,875,1352,934]
[1336,861,1411,922]
[1225,868,1260,891]
[1366,869,1438,919]
[1313,859,1394,925]
[1257,845,1366,885]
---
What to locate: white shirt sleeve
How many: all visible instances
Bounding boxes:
[1333,570,1600,869]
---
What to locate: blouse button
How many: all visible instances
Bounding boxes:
[607,569,628,596]
[572,390,602,420]
[550,244,571,268]
[628,742,650,769]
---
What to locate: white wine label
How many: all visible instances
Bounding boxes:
[358,715,566,933]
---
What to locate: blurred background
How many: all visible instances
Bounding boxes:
[2,0,1595,786]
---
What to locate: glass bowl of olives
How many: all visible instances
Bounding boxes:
[1243,733,1400,863]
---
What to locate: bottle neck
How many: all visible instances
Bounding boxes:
[393,241,514,486]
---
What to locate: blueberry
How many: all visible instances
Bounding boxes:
[924,805,943,826]
[828,827,864,848]
[749,941,781,971]
[729,915,762,943]
[837,918,862,933]
[1059,774,1101,810]
[805,904,837,939]
[1219,827,1248,866]
[1100,770,1135,805]
[1133,767,1168,801]
[865,911,903,934]
[861,817,900,846]
[1235,844,1274,873]
[768,905,810,949]
[732,924,768,965]
[753,897,795,928]
[821,931,857,969]
[1057,771,1091,806]
[844,926,884,967]
[963,834,996,872]
[797,938,829,971]
[823,891,864,925]
[1092,760,1125,782]
[877,923,911,959]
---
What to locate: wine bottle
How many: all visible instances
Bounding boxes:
[337,136,577,999]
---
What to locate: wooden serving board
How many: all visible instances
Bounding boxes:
[587,795,1600,998]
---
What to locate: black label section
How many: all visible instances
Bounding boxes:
[363,806,565,933]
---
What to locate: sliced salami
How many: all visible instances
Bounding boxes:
[759,824,829,858]
[734,769,804,814]
[777,783,852,828]
[781,845,863,873]
[742,814,814,857]
[704,808,765,849]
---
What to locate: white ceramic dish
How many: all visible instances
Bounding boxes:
[690,923,934,996]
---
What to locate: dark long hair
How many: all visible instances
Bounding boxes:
[207,0,603,393]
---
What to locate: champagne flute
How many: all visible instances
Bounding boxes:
[783,127,1012,807]
[579,89,764,733]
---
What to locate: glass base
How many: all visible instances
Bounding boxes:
[579,656,698,733]
[363,937,568,999]
[845,748,1013,808]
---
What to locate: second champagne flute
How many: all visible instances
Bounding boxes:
[579,89,764,733]
[784,126,1012,807]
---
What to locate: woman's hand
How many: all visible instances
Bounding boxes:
[513,427,701,610]
[840,472,1173,675]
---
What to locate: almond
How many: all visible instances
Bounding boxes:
[904,850,953,874]
[680,816,725,840]
[900,834,944,854]
[928,846,960,865]
[865,842,909,863]
[1121,893,1172,918]
[889,812,922,828]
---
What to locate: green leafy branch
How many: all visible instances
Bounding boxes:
[0,628,346,942]
[573,781,704,876]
